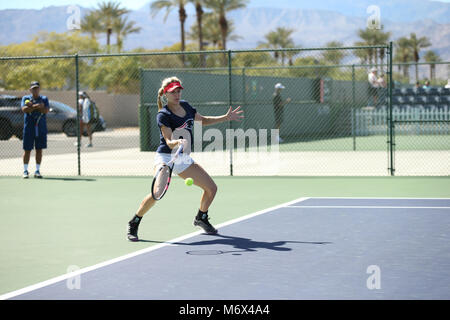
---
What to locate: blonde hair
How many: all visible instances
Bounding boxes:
[157,76,182,110]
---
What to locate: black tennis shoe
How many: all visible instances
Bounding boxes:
[193,213,218,235]
[127,216,141,241]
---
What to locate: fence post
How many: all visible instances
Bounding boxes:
[352,64,356,151]
[75,53,81,176]
[388,42,395,176]
[228,50,233,176]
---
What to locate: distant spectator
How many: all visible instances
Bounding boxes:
[76,91,94,147]
[415,81,421,89]
[423,80,431,91]
[377,73,387,88]
[445,79,450,89]
[368,67,380,107]
[272,83,291,143]
[376,74,387,108]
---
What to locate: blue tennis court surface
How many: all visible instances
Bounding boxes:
[5,197,450,300]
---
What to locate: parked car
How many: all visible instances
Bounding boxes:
[0,95,106,140]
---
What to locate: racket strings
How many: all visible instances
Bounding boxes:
[152,165,171,199]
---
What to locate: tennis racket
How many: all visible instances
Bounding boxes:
[35,112,43,137]
[151,145,184,200]
[28,99,43,137]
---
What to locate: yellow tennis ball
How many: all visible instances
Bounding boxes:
[24,100,30,104]
[185,178,193,186]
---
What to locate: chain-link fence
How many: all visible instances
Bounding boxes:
[1,44,449,176]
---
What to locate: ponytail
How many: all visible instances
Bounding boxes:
[157,87,165,111]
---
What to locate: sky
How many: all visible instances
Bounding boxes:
[0,0,146,10]
[0,0,445,11]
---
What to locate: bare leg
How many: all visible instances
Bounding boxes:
[35,149,42,165]
[78,122,84,143]
[87,123,92,144]
[135,193,157,218]
[135,163,217,218]
[178,163,217,212]
[23,150,31,165]
[135,166,160,217]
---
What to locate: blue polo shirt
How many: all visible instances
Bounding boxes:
[21,95,49,131]
[156,100,196,154]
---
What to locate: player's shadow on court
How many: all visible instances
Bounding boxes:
[43,177,96,182]
[140,234,331,255]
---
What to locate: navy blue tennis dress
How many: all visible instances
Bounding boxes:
[156,100,196,154]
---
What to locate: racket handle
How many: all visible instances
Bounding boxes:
[167,145,183,166]
[174,145,183,157]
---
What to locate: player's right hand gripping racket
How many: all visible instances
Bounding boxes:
[30,99,43,137]
[151,145,183,200]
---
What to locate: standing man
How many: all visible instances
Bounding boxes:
[272,83,291,143]
[21,81,49,179]
[77,91,93,147]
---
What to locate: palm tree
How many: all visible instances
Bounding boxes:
[151,0,188,65]
[188,12,241,49]
[113,16,141,52]
[259,27,295,66]
[408,33,431,82]
[356,28,376,65]
[423,50,441,81]
[97,1,129,53]
[375,30,390,64]
[394,37,413,79]
[322,41,346,65]
[356,26,390,66]
[259,30,281,61]
[80,10,102,40]
[354,41,369,65]
[187,0,206,66]
[203,0,248,51]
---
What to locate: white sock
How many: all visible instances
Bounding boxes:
[36,164,40,172]
[24,164,28,172]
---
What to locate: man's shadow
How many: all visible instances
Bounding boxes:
[43,177,96,182]
[139,234,331,255]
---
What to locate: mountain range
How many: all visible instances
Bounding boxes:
[0,1,449,60]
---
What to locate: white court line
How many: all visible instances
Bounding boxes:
[0,196,310,300]
[286,205,450,209]
[298,197,450,200]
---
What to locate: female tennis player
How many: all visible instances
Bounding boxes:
[127,76,244,241]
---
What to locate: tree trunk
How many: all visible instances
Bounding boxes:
[179,6,187,66]
[414,50,419,82]
[402,57,409,80]
[368,48,373,66]
[196,3,205,67]
[107,28,112,53]
[415,63,419,82]
[374,49,378,68]
[219,14,228,65]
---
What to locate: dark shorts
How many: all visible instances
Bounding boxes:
[23,125,47,151]
[369,86,378,96]
[274,106,284,126]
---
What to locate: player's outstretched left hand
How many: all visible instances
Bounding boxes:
[226,106,244,121]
